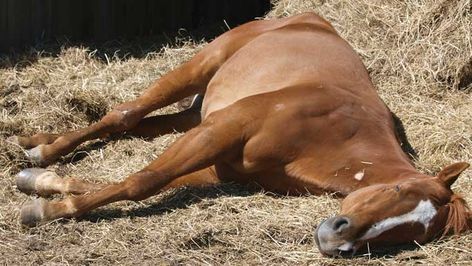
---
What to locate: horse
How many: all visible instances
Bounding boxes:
[8,12,470,256]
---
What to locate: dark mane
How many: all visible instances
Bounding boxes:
[442,194,472,237]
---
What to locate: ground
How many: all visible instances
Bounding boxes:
[1,0,471,265]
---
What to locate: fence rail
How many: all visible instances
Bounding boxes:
[0,0,270,52]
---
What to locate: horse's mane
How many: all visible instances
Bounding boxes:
[442,194,472,237]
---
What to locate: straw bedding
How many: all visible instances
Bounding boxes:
[1,0,471,264]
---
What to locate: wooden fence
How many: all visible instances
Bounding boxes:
[0,0,271,52]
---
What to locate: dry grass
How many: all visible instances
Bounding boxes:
[1,0,472,264]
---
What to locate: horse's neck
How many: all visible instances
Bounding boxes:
[319,140,423,195]
[345,151,422,194]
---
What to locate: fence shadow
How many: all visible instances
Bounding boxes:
[0,22,228,70]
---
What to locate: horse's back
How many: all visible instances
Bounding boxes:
[201,13,376,118]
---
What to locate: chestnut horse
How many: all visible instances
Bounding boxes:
[8,13,470,256]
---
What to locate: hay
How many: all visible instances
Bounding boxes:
[1,0,471,264]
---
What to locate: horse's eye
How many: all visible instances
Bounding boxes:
[394,185,400,192]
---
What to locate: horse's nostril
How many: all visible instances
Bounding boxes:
[332,216,350,232]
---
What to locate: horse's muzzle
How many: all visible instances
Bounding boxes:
[315,216,356,257]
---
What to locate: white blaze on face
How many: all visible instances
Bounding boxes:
[360,199,437,241]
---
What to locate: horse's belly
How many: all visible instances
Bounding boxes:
[214,162,325,195]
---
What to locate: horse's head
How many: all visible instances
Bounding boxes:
[315,162,471,256]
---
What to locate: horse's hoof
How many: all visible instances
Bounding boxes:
[16,168,48,194]
[26,145,47,165]
[6,136,20,145]
[20,198,47,227]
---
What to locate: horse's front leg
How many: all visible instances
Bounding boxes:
[19,108,251,226]
[14,106,203,199]
[15,168,107,197]
[19,166,220,226]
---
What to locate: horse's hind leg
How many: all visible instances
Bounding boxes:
[8,49,218,166]
[7,94,203,148]
[8,18,286,167]
[126,108,201,139]
[7,134,60,150]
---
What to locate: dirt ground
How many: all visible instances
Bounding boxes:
[1,0,471,265]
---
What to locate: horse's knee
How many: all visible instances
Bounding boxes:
[122,180,147,201]
[101,107,142,132]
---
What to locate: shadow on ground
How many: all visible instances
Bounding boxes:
[80,182,259,223]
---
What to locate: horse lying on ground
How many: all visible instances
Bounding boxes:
[8,12,470,256]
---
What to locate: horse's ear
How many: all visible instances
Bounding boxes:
[437,162,470,188]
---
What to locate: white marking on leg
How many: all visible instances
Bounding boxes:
[354,170,364,181]
[26,144,45,163]
[360,199,437,240]
[35,171,64,194]
[63,198,78,216]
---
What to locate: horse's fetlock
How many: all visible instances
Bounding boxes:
[123,180,143,200]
